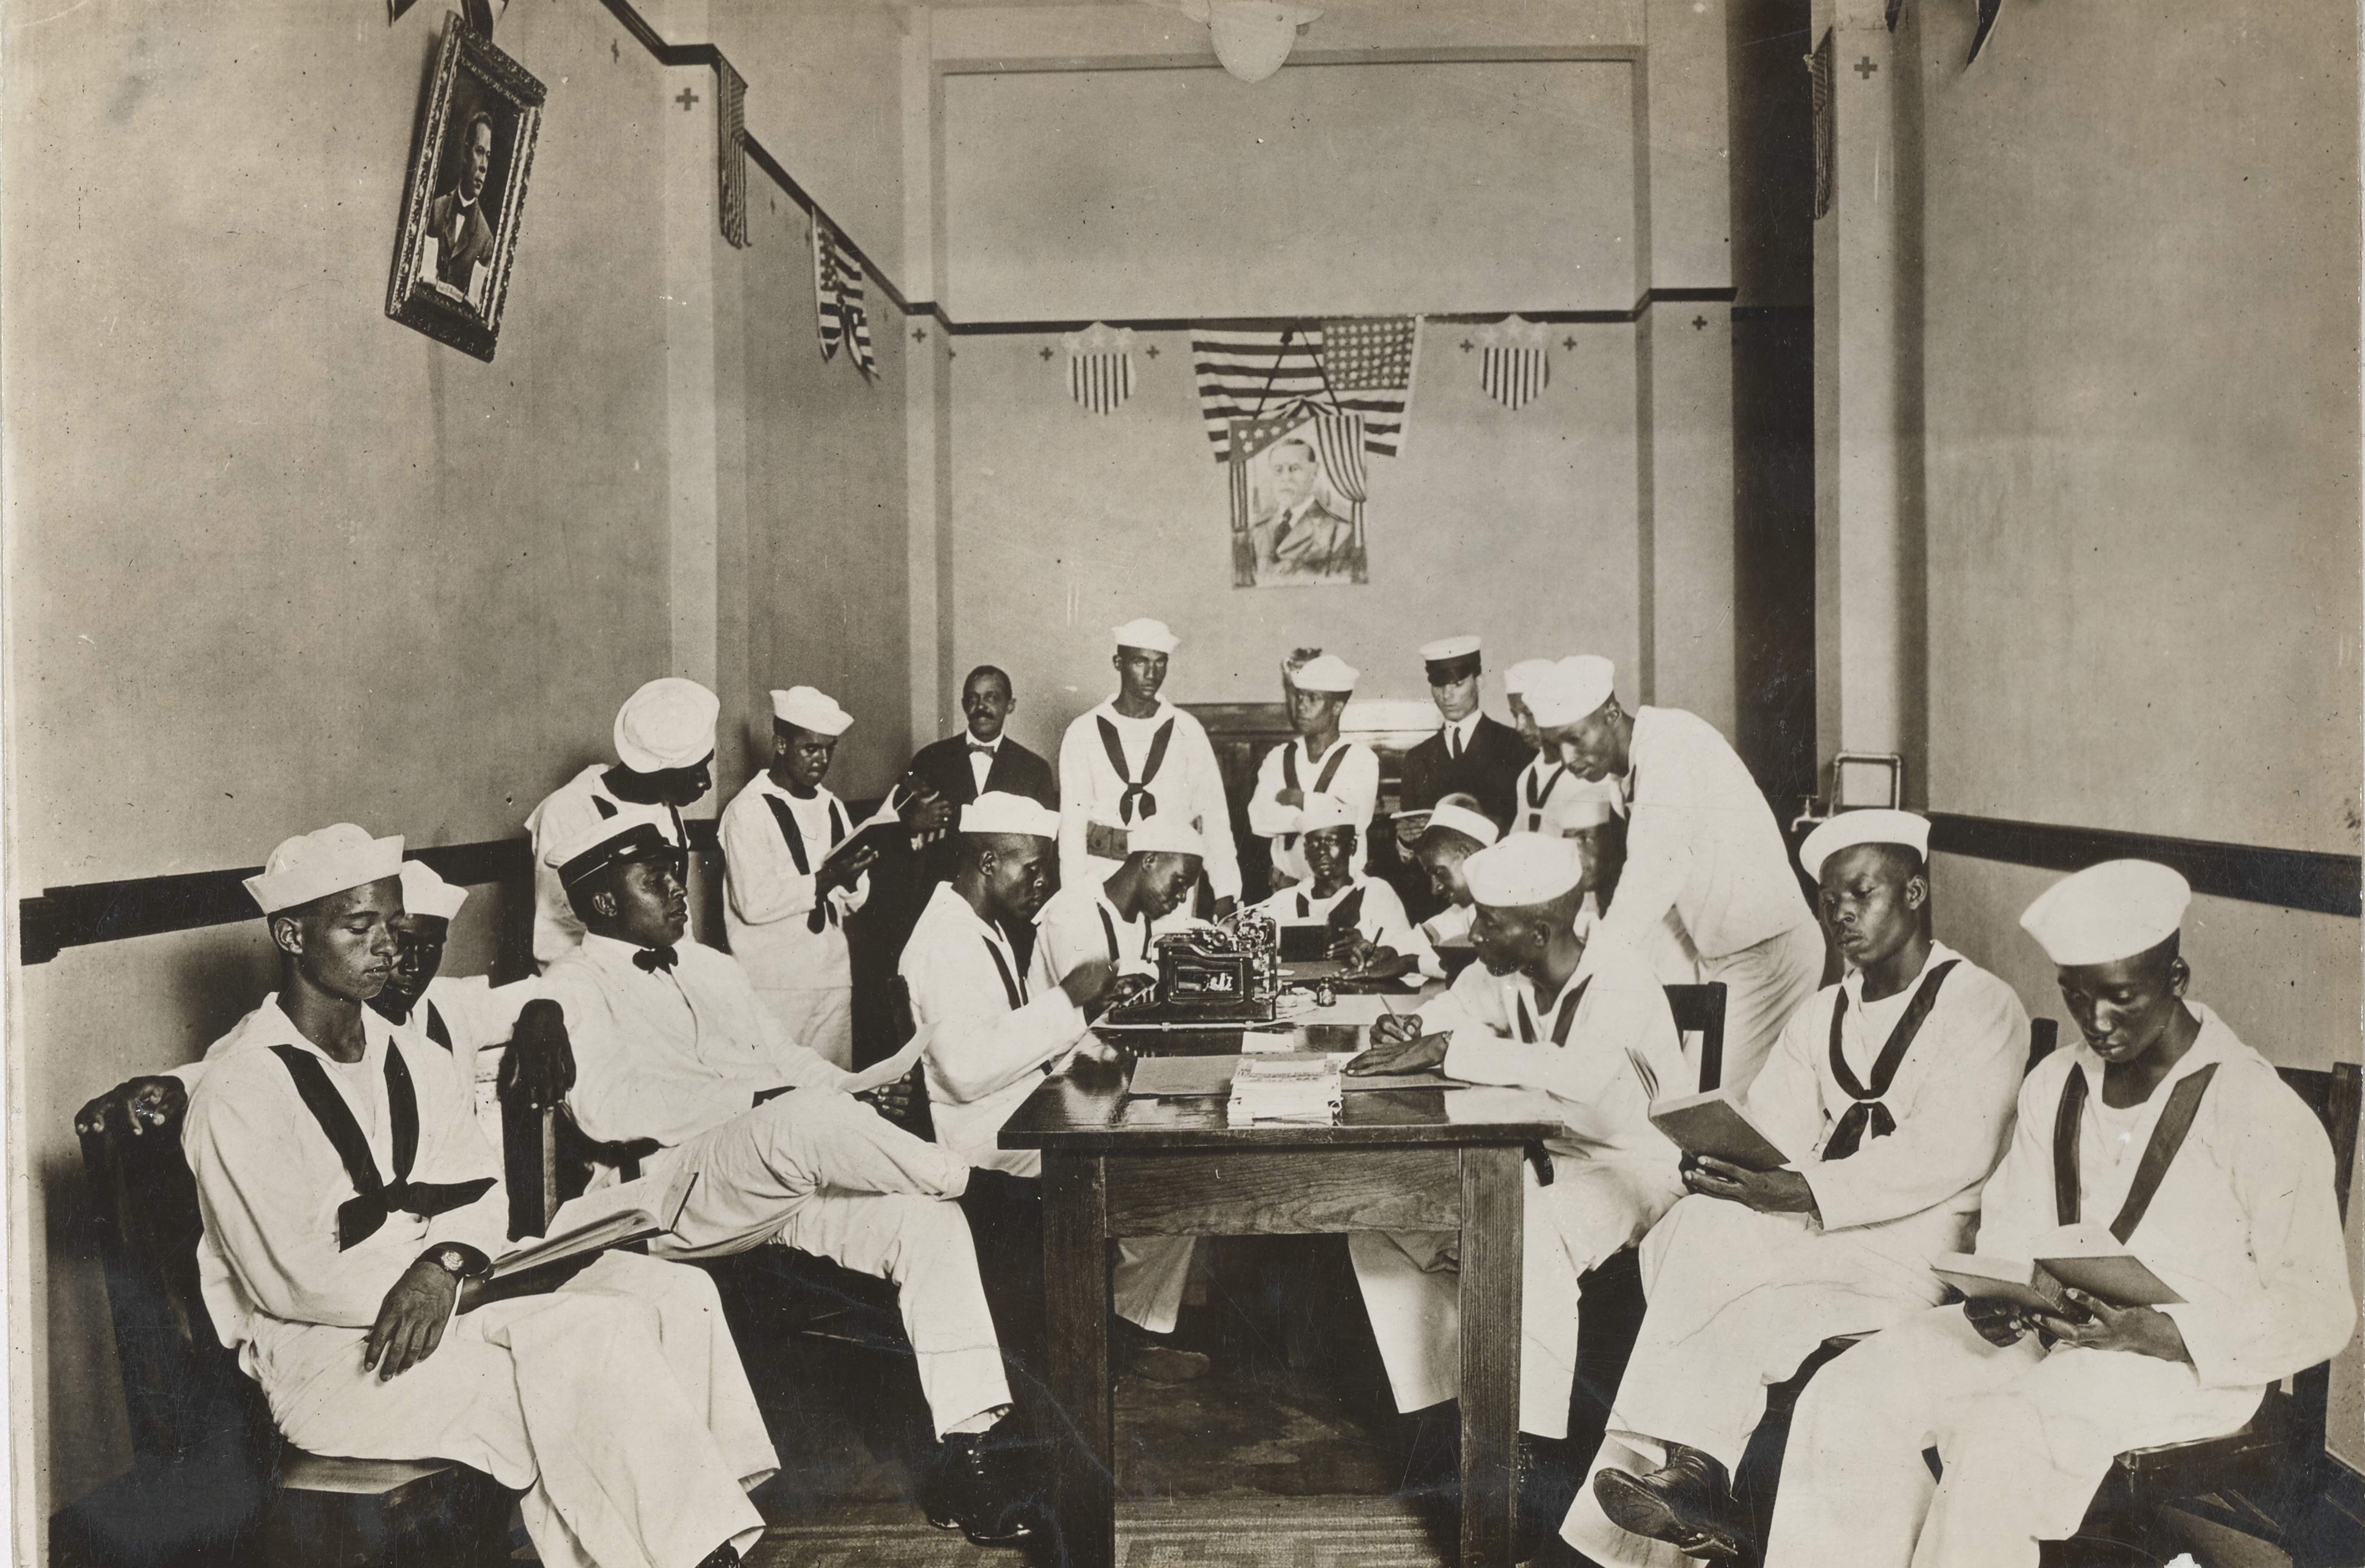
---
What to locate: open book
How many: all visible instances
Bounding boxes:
[1646,1085,1790,1171]
[493,1164,700,1281]
[820,785,910,871]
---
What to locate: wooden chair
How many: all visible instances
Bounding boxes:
[1665,981,1729,1092]
[58,1096,511,1568]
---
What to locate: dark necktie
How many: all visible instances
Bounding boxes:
[1449,725,1464,760]
[633,945,679,974]
[968,742,997,756]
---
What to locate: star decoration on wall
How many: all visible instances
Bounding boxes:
[1459,339,1474,353]
[1563,336,1578,350]
[912,327,927,343]
[1144,345,1160,359]
[1039,346,1054,361]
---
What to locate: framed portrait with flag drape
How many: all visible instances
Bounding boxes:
[1194,318,1418,589]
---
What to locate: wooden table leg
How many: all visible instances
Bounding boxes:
[1458,1145,1524,1567]
[1041,1151,1115,1568]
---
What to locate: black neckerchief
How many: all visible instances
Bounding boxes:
[1821,958,1959,1160]
[268,1040,495,1250]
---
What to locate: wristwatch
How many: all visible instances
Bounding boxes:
[427,1246,478,1281]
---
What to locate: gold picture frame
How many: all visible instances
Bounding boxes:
[385,15,546,362]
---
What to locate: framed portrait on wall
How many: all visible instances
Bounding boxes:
[385,15,546,362]
[1228,404,1370,588]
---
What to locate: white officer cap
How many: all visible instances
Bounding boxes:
[1128,818,1205,858]
[244,824,405,915]
[1113,618,1181,654]
[1424,801,1500,848]
[551,801,683,889]
[961,791,1061,840]
[1299,792,1361,832]
[1799,809,1933,882]
[771,685,853,737]
[1525,655,1618,729]
[1291,653,1359,693]
[613,678,720,773]
[1462,834,1587,909]
[398,859,469,922]
[2020,860,2192,967]
[1503,658,1556,699]
[1418,634,1482,667]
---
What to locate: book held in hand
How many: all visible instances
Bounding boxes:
[1932,1230,2183,1319]
[1645,1086,1791,1171]
[1930,1252,2077,1317]
[491,1164,700,1281]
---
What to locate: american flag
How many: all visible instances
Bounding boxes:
[1192,317,1419,462]
[812,221,875,376]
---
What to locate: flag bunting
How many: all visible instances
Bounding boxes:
[1476,316,1552,411]
[812,220,875,376]
[1192,317,1419,462]
[1062,322,1135,415]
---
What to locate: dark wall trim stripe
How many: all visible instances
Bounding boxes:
[18,819,730,967]
[938,291,1739,337]
[1928,813,2361,919]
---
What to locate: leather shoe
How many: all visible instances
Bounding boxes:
[1118,1320,1211,1384]
[1517,1434,1578,1562]
[922,1430,1049,1547]
[1591,1443,1747,1560]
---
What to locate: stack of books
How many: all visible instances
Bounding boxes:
[1227,1054,1345,1127]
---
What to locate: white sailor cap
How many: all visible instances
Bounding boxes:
[614,678,720,774]
[1291,653,1359,693]
[1799,809,1933,882]
[1298,792,1361,833]
[1462,834,1587,909]
[1547,786,1618,833]
[1525,655,1617,729]
[1503,658,1556,699]
[1424,801,1500,848]
[1113,618,1181,654]
[244,823,405,916]
[398,859,469,922]
[771,685,853,737]
[2020,860,2192,968]
[961,791,1062,839]
[551,801,685,888]
[1127,818,1205,858]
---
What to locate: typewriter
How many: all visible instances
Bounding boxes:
[1099,911,1283,1026]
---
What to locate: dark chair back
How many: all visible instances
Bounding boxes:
[77,1107,279,1475]
[1664,982,1728,1092]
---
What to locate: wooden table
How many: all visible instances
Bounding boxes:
[1000,1040,1563,1568]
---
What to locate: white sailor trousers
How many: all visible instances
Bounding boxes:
[648,1086,1013,1439]
[1700,919,1825,1094]
[1763,1304,2265,1568]
[1347,1156,1680,1438]
[1561,1196,1952,1568]
[257,1251,774,1568]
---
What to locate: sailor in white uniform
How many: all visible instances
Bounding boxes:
[539,804,1051,1547]
[523,677,717,970]
[1529,656,1821,1090]
[1056,618,1241,926]
[1246,791,1432,980]
[719,685,877,1069]
[1246,652,1380,892]
[1570,811,2029,1566]
[1407,798,1499,965]
[1764,860,2357,1568]
[181,823,776,1568]
[1343,835,1690,1518]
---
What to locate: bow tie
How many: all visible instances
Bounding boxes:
[967,741,998,756]
[633,945,679,974]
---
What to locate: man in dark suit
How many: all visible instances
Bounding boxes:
[1387,636,1535,920]
[904,666,1060,888]
[425,111,497,296]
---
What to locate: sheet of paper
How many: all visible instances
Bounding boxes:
[1126,1054,1238,1098]
[840,1021,934,1095]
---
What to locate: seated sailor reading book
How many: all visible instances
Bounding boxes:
[1762,860,2357,1568]
[180,823,776,1568]
[1569,810,2028,1567]
[536,802,1051,1548]
[1342,834,1690,1547]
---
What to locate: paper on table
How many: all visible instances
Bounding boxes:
[1127,1055,1238,1098]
